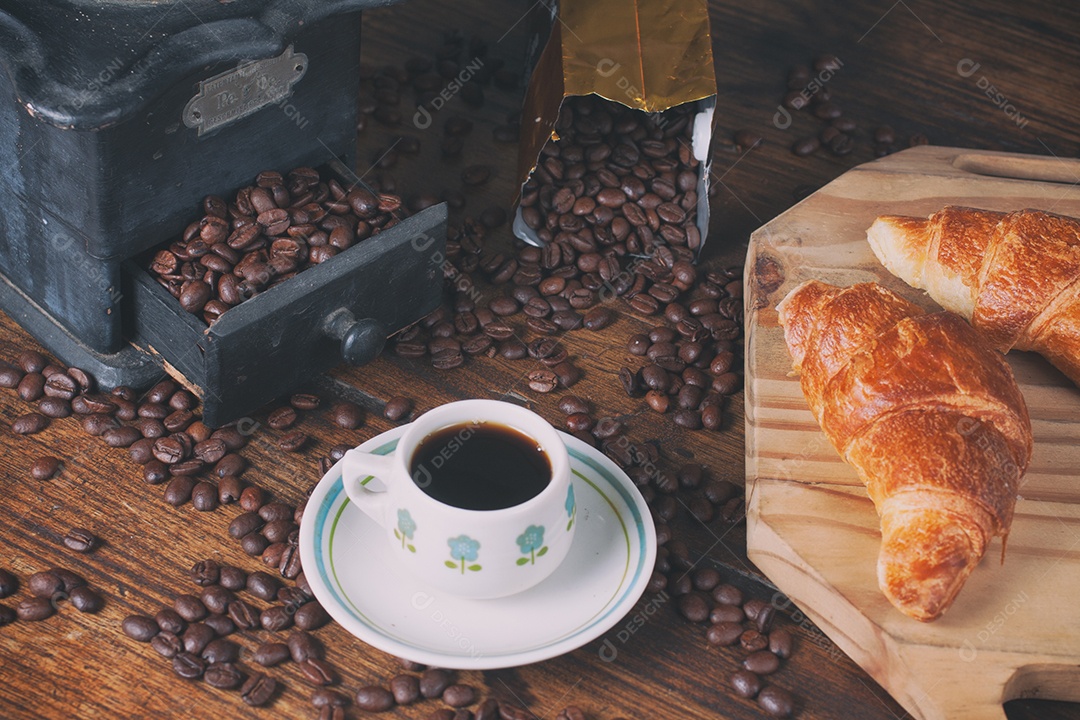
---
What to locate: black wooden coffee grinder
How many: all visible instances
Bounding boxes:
[0,0,445,425]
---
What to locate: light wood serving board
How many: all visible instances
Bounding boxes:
[745,145,1080,720]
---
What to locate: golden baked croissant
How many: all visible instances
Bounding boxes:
[777,281,1032,622]
[867,205,1080,385]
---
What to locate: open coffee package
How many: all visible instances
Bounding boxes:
[513,0,718,258]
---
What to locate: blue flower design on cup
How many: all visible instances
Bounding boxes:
[565,484,577,531]
[515,524,548,566]
[445,535,482,574]
[394,508,417,553]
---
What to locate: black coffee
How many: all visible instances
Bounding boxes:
[409,422,550,510]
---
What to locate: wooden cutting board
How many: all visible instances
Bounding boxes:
[744,145,1080,720]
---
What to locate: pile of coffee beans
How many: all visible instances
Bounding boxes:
[739,52,929,161]
[0,566,104,624]
[146,167,405,326]
[121,557,332,705]
[677,570,797,717]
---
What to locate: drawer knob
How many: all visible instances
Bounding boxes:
[324,309,386,366]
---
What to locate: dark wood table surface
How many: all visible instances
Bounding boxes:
[1,1,1079,718]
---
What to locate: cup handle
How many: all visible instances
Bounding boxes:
[341,449,396,528]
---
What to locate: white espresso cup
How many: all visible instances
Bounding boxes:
[341,399,576,599]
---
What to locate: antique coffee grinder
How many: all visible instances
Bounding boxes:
[0,0,445,424]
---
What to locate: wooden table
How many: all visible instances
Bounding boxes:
[1,1,1078,718]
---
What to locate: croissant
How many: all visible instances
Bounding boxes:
[776,281,1032,621]
[867,205,1080,385]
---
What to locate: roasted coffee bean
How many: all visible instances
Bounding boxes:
[170,458,204,476]
[151,632,183,658]
[329,401,363,429]
[288,630,324,662]
[792,136,819,156]
[193,438,227,464]
[678,592,710,623]
[37,396,72,419]
[12,412,49,435]
[174,594,208,622]
[383,396,413,421]
[769,627,794,658]
[558,395,589,415]
[291,393,321,410]
[627,334,651,356]
[132,417,165,438]
[17,373,45,402]
[229,512,265,539]
[201,585,235,615]
[313,688,352,708]
[261,518,295,543]
[215,566,245,593]
[443,684,476,708]
[356,685,395,711]
[278,429,307,452]
[261,605,293,632]
[710,604,745,624]
[191,481,219,511]
[123,614,160,641]
[757,686,795,717]
[28,571,63,599]
[62,527,98,553]
[153,436,185,464]
[673,409,702,429]
[227,600,259,630]
[744,650,781,675]
[262,543,287,568]
[267,406,298,430]
[731,669,762,699]
[461,164,491,186]
[734,129,764,150]
[188,559,220,587]
[102,425,141,448]
[279,545,303,579]
[386,674,420,705]
[254,641,291,667]
[299,657,337,686]
[156,608,187,635]
[214,453,246,479]
[294,600,328,630]
[743,597,768,621]
[582,306,614,330]
[164,475,196,506]
[756,603,777,633]
[420,668,452,699]
[240,672,277,706]
[42,372,77,400]
[527,369,559,393]
[474,698,500,720]
[740,629,769,653]
[17,351,47,374]
[172,652,207,680]
[145,460,168,484]
[706,621,743,646]
[16,597,54,622]
[204,661,244,689]
[0,361,23,387]
[182,623,215,655]
[0,569,17,598]
[204,614,234,637]
[246,571,281,601]
[238,485,265,511]
[30,455,61,481]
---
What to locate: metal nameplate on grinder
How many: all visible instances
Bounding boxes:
[183,46,308,136]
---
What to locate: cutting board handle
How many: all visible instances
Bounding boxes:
[953,151,1080,185]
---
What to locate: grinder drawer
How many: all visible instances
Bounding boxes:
[126,201,446,426]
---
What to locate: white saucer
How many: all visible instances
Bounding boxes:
[299,424,656,670]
